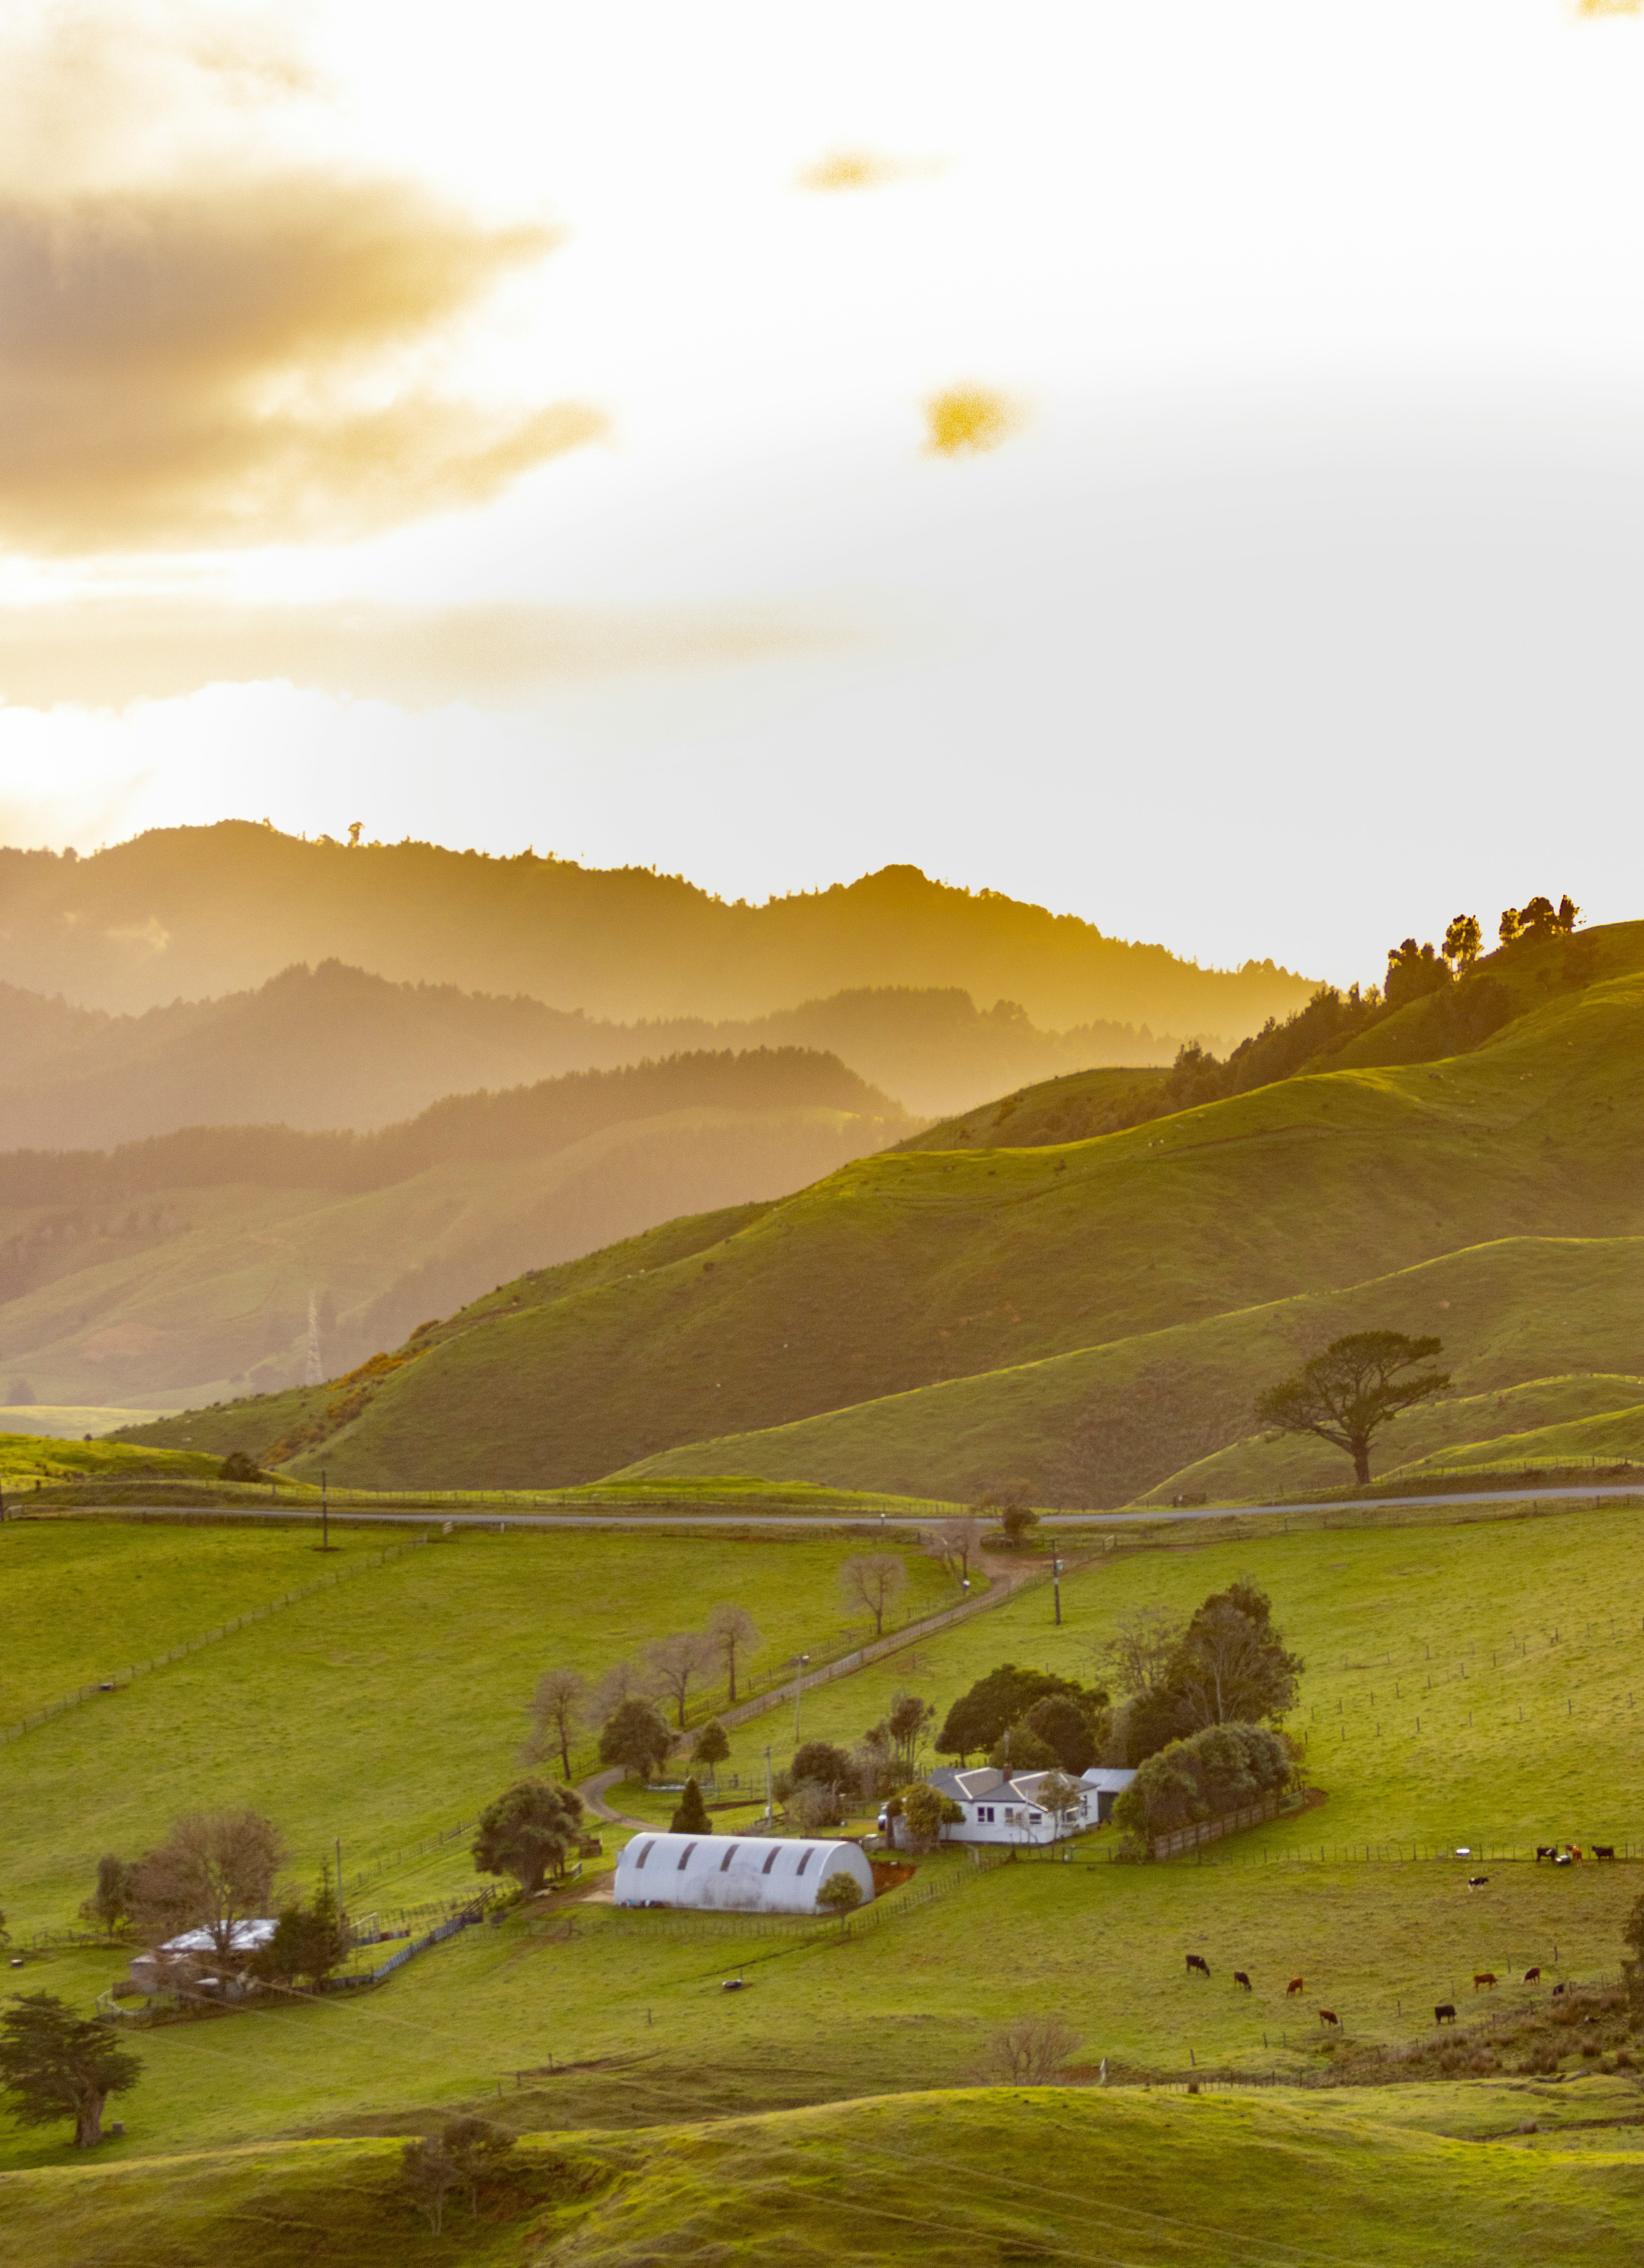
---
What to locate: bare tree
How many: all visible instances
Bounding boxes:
[1099,1605,1185,1698]
[927,1517,984,1583]
[523,1668,588,1780]
[1034,1770,1083,1838]
[705,1603,761,1703]
[585,1657,645,1729]
[130,1810,285,1962]
[973,2014,1080,2084]
[646,1631,716,1728]
[840,1553,907,1638]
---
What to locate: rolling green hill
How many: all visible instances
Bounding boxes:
[130,922,1644,1492]
[1,1051,905,1411]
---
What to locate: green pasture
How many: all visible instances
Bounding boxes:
[0,1526,951,1935]
[0,1431,219,1489]
[0,1407,178,1441]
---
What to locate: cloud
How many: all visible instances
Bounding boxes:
[922,386,1023,457]
[795,150,931,193]
[0,598,841,710]
[0,172,603,555]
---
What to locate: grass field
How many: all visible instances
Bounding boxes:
[0,1525,953,1937]
[0,1431,219,1491]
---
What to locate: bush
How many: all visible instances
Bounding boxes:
[816,1870,863,1919]
[1110,1722,1291,1843]
[973,2014,1079,2083]
[669,1777,711,1835]
[897,1781,963,1853]
[790,1740,856,1795]
[692,1719,730,1771]
[218,1449,266,1484]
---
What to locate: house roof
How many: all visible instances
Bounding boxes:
[158,1919,279,1955]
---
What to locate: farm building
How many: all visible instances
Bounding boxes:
[894,1763,1136,1848]
[614,1830,876,1914]
[129,1919,278,1996]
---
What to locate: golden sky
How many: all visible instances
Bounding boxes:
[2,0,1643,979]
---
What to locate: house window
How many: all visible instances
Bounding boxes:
[1004,1809,1018,1823]
[1028,1812,1042,1823]
[634,1840,655,1870]
[978,1806,995,1822]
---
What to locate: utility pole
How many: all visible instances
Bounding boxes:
[1052,1555,1063,1626]
[321,1467,329,1552]
[764,1745,773,1822]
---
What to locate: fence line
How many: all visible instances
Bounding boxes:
[0,1534,432,1749]
[1149,1785,1323,1860]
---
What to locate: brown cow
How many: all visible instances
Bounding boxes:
[1286,1976,1304,1995]
[1434,2003,1457,2025]
[1524,1966,1541,1983]
[1186,1955,1211,1977]
[1233,1971,1252,1992]
[1473,1972,1497,1990]
[1318,2009,1340,2027]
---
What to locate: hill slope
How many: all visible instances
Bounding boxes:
[125,923,1644,1488]
[1,1051,905,1409]
[0,822,1313,1029]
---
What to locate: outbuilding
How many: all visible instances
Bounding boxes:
[614,1831,875,1915]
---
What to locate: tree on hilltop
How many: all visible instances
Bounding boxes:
[1442,914,1482,970]
[1255,1330,1450,1486]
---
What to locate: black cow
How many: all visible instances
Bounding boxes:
[1593,1845,1616,1860]
[1467,1875,1490,1888]
[1233,1971,1252,1991]
[1434,2003,1457,2025]
[1553,1983,1568,1997]
[1535,1845,1558,1862]
[1186,1955,1211,1977]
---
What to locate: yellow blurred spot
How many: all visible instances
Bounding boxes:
[922,387,1021,457]
[796,150,911,192]
[1577,0,1642,15]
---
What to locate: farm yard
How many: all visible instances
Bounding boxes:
[3,1491,1644,2257]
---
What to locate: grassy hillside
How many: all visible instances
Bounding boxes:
[0,823,1314,1031]
[0,1047,904,1408]
[208,934,1644,1491]
[7,2083,1644,2268]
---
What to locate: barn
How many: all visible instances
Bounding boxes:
[614,1831,876,1914]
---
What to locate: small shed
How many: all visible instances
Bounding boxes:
[614,1831,875,1915]
[129,1919,278,1996]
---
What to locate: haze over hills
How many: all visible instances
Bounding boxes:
[0,1049,907,1410]
[122,916,1644,1497]
[0,823,1315,1031]
[0,960,1191,1147]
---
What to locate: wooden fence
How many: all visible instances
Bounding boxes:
[1149,1785,1323,1860]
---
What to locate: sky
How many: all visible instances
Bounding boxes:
[2,0,1643,985]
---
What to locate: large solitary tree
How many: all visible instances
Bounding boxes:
[1255,1331,1450,1485]
[0,1993,141,2148]
[472,1780,584,1897]
[129,1809,285,1963]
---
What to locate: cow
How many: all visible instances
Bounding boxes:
[1566,1844,1583,1861]
[1233,1971,1252,1992]
[1593,1846,1616,1861]
[1286,1976,1304,1996]
[1535,1845,1559,1862]
[1553,1983,1568,1997]
[1473,1973,1497,1990]
[1186,1955,1211,1977]
[1318,2009,1340,2028]
[1434,2003,1457,2025]
[1467,1876,1490,1888]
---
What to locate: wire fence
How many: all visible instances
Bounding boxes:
[0,1534,433,1750]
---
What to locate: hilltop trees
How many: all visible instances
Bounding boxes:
[1499,894,1579,947]
[1256,1330,1451,1485]
[0,1994,142,2148]
[472,1780,584,1897]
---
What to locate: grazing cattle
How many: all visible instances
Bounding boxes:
[1286,1977,1304,1996]
[1467,1876,1490,1888]
[1434,2003,1457,2025]
[1524,1967,1541,1983]
[1593,1846,1616,1860]
[1566,1845,1583,1861]
[1535,1846,1558,1862]
[1186,1955,1211,1977]
[1318,2009,1340,2028]
[1553,1983,1567,1997]
[1473,1973,1497,1990]
[1233,1971,1252,1992]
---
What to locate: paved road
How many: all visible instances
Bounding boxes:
[34,1478,1644,1533]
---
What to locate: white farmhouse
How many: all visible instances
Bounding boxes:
[613,1831,876,1915]
[129,1919,279,1996]
[888,1764,1136,1849]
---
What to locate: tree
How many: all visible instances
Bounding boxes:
[1442,914,1482,970]
[472,1779,584,1897]
[973,2013,1079,2083]
[887,1693,935,1776]
[1383,937,1452,1011]
[1163,1583,1304,1734]
[598,1697,672,1782]
[928,1517,984,1582]
[252,1869,349,1989]
[1500,894,1580,948]
[0,1993,141,2148]
[669,1776,711,1835]
[788,1779,844,1834]
[936,1665,1106,1761]
[1255,1330,1451,1485]
[1100,1605,1185,1699]
[989,1724,1057,1774]
[1035,1770,1083,1836]
[816,1870,863,1920]
[586,1657,646,1728]
[1111,1721,1291,1842]
[705,1603,760,1703]
[1020,1693,1102,1775]
[80,1855,139,1935]
[442,2115,517,2217]
[898,1781,963,1853]
[398,2134,463,2235]
[523,1668,588,1780]
[645,1631,715,1729]
[130,1809,285,1963]
[839,1553,907,1637]
[218,1449,266,1484]
[791,1740,856,1795]
[997,1503,1040,1549]
[692,1718,731,1775]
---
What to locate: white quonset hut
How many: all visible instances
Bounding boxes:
[614,1831,875,1915]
